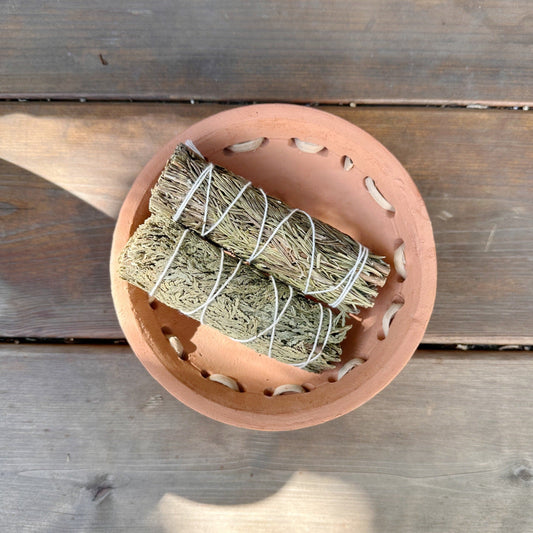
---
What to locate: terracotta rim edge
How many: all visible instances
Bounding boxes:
[110,104,437,431]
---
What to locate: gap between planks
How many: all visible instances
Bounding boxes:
[0,97,531,110]
[0,338,530,356]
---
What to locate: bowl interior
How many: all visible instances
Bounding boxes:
[111,104,437,430]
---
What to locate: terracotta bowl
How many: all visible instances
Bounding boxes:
[110,104,437,430]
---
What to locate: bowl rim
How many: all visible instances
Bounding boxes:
[110,103,437,430]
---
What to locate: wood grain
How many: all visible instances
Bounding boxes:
[0,344,532,532]
[1,103,531,343]
[0,103,214,338]
[1,1,532,105]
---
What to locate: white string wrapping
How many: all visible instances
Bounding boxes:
[147,140,371,368]
[329,247,368,308]
[148,229,190,298]
[202,182,252,237]
[172,163,214,223]
[181,249,242,324]
[246,189,368,304]
[247,187,269,261]
[292,307,334,369]
[147,226,309,362]
[175,140,369,310]
[267,276,280,358]
[148,223,243,321]
[147,228,310,362]
[247,207,317,294]
[184,139,204,159]
[229,278,294,357]
[248,192,368,303]
[305,245,366,298]
[183,259,243,324]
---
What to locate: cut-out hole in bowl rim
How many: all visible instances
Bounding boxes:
[394,241,407,281]
[364,176,396,214]
[272,383,306,396]
[224,137,268,154]
[110,103,437,430]
[343,155,354,171]
[291,137,327,155]
[165,334,184,356]
[330,356,366,382]
[208,373,242,392]
[378,298,405,340]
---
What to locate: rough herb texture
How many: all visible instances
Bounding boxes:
[119,215,351,373]
[149,144,390,314]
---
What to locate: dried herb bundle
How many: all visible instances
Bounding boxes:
[149,144,390,314]
[119,215,351,372]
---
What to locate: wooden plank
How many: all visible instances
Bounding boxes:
[0,344,532,532]
[0,1,532,105]
[1,103,532,343]
[0,103,216,338]
[339,106,533,344]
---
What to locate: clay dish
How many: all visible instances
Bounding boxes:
[110,104,437,430]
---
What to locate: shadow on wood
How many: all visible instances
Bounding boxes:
[0,159,119,337]
[1,345,532,532]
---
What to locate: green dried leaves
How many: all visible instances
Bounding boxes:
[149,144,390,314]
[119,215,350,373]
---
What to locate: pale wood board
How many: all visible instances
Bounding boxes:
[0,344,531,532]
[0,1,532,105]
[1,103,531,343]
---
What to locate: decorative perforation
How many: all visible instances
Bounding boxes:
[273,384,306,396]
[381,301,404,339]
[293,138,325,154]
[208,374,241,391]
[343,155,354,171]
[149,138,406,397]
[226,138,265,153]
[394,242,407,280]
[364,176,395,213]
[165,334,184,357]
[336,357,365,381]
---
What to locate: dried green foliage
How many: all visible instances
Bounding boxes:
[149,144,390,314]
[119,215,351,373]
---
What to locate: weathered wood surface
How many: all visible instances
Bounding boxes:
[1,1,532,105]
[0,103,215,339]
[1,103,531,343]
[0,344,531,532]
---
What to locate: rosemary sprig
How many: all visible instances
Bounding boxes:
[149,144,390,314]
